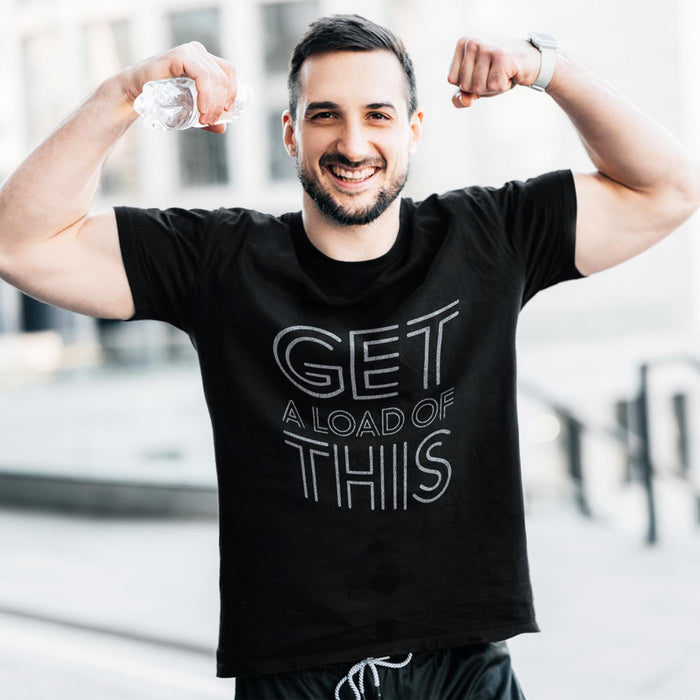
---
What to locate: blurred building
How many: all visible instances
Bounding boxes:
[1,0,700,521]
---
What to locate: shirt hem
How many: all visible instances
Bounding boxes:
[216,620,540,678]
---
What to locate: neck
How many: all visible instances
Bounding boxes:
[301,195,402,262]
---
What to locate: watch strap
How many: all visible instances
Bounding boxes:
[528,32,558,92]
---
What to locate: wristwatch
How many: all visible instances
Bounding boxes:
[528,32,558,91]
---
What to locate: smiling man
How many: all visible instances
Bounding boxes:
[284,49,421,242]
[0,13,698,700]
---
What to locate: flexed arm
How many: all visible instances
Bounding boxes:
[447,36,700,275]
[0,42,239,319]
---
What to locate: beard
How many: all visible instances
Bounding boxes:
[296,154,408,227]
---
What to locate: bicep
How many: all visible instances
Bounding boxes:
[574,171,691,275]
[1,210,135,319]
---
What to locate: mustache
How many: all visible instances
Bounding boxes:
[319,153,386,169]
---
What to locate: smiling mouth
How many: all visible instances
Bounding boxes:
[328,164,379,183]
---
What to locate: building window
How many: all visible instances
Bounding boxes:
[261,1,318,73]
[267,110,295,181]
[261,1,319,182]
[82,19,139,195]
[22,32,60,148]
[169,8,229,187]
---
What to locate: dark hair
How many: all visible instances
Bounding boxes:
[287,14,418,120]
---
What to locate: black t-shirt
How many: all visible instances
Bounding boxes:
[115,170,581,678]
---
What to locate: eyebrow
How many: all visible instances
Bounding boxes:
[304,101,399,117]
[366,102,398,112]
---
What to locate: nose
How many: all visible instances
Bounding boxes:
[335,118,371,163]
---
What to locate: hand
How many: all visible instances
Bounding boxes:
[122,42,239,132]
[447,37,542,107]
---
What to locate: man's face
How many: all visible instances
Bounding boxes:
[283,50,422,227]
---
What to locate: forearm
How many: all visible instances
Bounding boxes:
[0,75,137,254]
[546,52,699,200]
[0,41,239,259]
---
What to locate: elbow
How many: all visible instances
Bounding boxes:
[0,230,15,281]
[689,161,700,214]
[675,158,700,221]
[0,229,24,281]
[653,159,700,230]
[0,196,22,277]
[0,202,8,277]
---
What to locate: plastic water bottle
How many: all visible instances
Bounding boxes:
[134,77,253,130]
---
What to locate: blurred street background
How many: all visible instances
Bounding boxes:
[2,0,700,698]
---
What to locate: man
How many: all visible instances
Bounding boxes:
[0,13,697,700]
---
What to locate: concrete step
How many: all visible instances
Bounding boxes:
[0,470,217,519]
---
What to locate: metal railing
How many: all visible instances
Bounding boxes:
[520,379,639,515]
[522,356,700,545]
[636,356,700,543]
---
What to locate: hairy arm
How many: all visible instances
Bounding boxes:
[0,42,238,319]
[447,37,700,275]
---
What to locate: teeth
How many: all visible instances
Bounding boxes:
[330,166,377,181]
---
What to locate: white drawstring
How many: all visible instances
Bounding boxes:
[334,653,413,700]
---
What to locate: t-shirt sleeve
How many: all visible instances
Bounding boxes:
[499,169,582,304]
[114,206,215,331]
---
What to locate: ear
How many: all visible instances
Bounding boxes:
[408,110,424,155]
[282,110,297,157]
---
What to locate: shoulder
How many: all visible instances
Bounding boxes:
[115,205,295,255]
[423,170,574,211]
[189,206,298,250]
[401,183,510,232]
[210,206,294,227]
[118,205,294,231]
[404,170,575,233]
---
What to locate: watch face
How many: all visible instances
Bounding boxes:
[528,32,558,50]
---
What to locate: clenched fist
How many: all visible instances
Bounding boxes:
[124,41,239,132]
[447,37,543,107]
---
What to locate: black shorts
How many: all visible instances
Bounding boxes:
[234,642,526,699]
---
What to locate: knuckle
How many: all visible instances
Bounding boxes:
[168,45,188,61]
[487,76,502,92]
[188,40,206,53]
[197,67,213,86]
[208,64,225,83]
[465,38,480,54]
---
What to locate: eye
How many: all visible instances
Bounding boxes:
[367,112,391,121]
[309,111,336,121]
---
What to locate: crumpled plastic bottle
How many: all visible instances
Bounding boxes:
[134,77,253,130]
